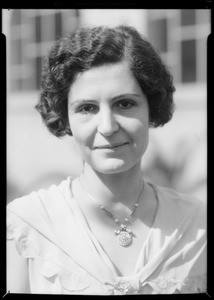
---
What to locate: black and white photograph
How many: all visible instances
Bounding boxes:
[4,9,209,295]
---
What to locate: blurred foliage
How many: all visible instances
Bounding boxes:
[144,137,206,197]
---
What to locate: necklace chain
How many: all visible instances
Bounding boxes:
[78,177,146,247]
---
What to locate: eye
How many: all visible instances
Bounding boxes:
[116,99,135,109]
[77,104,98,114]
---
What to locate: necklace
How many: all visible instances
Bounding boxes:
[79,178,145,247]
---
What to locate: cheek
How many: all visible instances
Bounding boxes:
[134,127,149,149]
[125,116,149,139]
[70,122,94,150]
[128,121,149,155]
[72,132,92,162]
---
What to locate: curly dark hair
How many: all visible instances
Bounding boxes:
[35,25,175,137]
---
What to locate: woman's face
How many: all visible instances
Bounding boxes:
[68,61,149,175]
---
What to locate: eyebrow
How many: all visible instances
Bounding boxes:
[112,93,142,100]
[69,93,142,107]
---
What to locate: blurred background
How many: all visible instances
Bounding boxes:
[3,9,209,203]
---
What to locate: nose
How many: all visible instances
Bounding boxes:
[97,108,119,136]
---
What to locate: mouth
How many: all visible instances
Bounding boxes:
[94,142,129,150]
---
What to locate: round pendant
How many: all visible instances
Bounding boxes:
[117,231,132,247]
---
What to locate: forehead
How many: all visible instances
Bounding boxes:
[68,61,143,101]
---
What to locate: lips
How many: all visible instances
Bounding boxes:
[94,142,129,150]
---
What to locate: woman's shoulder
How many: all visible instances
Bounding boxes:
[150,181,206,215]
[7,176,73,213]
[7,176,76,250]
[145,182,206,292]
[147,181,206,235]
[7,176,75,237]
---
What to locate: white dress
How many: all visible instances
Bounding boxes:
[7,177,207,294]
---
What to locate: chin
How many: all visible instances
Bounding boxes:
[91,158,140,175]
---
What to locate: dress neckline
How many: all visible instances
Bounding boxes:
[69,176,160,280]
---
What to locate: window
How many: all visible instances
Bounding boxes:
[11,39,22,64]
[35,15,41,43]
[147,9,210,84]
[9,9,80,93]
[181,40,196,82]
[181,9,196,26]
[148,18,167,53]
[35,56,42,90]
[55,12,62,40]
[42,14,54,42]
[11,9,21,25]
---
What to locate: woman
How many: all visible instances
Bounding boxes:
[7,25,206,294]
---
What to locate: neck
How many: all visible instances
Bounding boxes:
[79,162,144,210]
